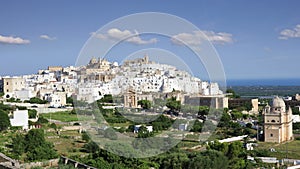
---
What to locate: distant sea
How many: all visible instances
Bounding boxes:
[226,78,300,86]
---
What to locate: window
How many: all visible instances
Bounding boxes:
[271,120,276,123]
[6,82,8,85]
[270,133,273,137]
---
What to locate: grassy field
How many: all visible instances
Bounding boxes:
[257,140,300,159]
[0,131,15,153]
[41,111,78,122]
[45,129,86,156]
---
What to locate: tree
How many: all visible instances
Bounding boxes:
[293,122,300,130]
[104,128,117,140]
[190,120,203,132]
[11,134,25,159]
[138,100,152,110]
[188,150,229,169]
[82,132,90,142]
[218,112,231,128]
[49,123,57,130]
[25,129,57,160]
[28,109,37,118]
[36,116,49,124]
[0,110,10,131]
[208,141,229,155]
[226,89,240,98]
[292,107,300,115]
[226,142,243,159]
[7,97,21,103]
[166,97,181,112]
[25,97,48,104]
[198,106,210,116]
[10,129,58,161]
[246,123,252,128]
[231,111,243,120]
[83,141,100,153]
[66,96,74,106]
[137,125,153,138]
[98,94,113,103]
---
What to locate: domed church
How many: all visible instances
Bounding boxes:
[263,96,293,143]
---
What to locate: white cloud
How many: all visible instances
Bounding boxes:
[279,24,300,40]
[171,30,233,46]
[40,34,57,40]
[0,35,30,44]
[91,28,157,45]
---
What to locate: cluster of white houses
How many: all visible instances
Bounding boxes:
[0,56,227,109]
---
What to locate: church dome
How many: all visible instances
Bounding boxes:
[271,96,286,108]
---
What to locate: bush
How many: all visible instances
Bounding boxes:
[0,110,10,131]
[36,116,49,124]
[49,123,57,130]
[83,141,100,153]
[25,97,48,104]
[7,97,21,103]
[28,109,37,118]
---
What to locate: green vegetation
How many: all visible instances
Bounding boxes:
[181,105,209,116]
[10,129,58,161]
[166,97,181,112]
[231,86,300,97]
[6,97,22,103]
[70,141,257,169]
[81,132,90,142]
[292,107,300,115]
[138,100,152,109]
[83,141,100,153]
[137,125,154,138]
[40,111,78,122]
[256,140,300,159]
[98,94,113,103]
[28,109,37,118]
[66,96,74,106]
[226,88,240,98]
[0,109,10,131]
[24,97,48,104]
[0,102,13,112]
[0,94,298,168]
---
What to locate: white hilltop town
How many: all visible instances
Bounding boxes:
[0,55,228,109]
[1,55,300,168]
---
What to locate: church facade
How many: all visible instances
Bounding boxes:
[263,96,293,143]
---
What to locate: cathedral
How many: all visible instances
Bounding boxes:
[263,96,293,143]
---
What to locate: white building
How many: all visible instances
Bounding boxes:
[178,123,188,131]
[46,92,67,107]
[134,125,153,133]
[10,109,29,130]
[292,115,300,123]
[14,88,35,101]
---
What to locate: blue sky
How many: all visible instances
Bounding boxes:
[1,0,300,80]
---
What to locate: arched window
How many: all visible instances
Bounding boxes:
[271,120,276,123]
[270,133,273,137]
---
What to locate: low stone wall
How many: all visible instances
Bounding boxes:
[20,159,59,169]
[3,102,72,114]
[60,156,97,169]
[0,153,19,169]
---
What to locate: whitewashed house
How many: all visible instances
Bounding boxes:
[10,109,29,130]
